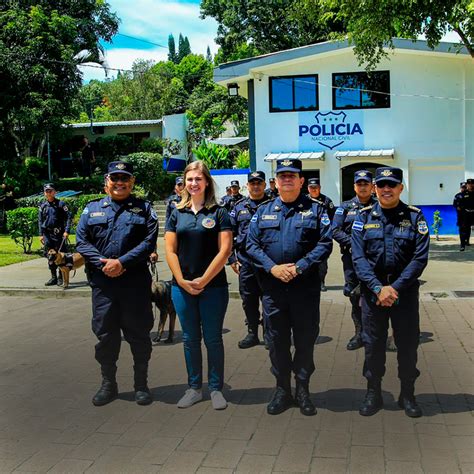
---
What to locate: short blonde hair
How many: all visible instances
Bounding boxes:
[177,161,218,209]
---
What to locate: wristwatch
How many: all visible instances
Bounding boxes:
[295,265,303,275]
[373,285,382,295]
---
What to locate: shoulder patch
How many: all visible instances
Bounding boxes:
[151,209,158,220]
[408,205,421,213]
[82,207,89,215]
[352,221,364,231]
[321,213,330,226]
[417,220,429,235]
[335,207,344,215]
[251,214,258,223]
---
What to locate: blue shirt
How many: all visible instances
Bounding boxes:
[351,201,429,294]
[166,205,232,287]
[38,199,72,235]
[246,193,333,291]
[76,195,158,282]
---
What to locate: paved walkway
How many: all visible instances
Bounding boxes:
[0,238,472,473]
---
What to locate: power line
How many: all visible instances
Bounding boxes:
[115,33,168,49]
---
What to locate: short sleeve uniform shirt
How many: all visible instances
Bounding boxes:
[166,205,232,287]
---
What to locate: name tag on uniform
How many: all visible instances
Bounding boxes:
[347,210,357,216]
[262,215,277,220]
[364,223,380,229]
[240,210,248,215]
[90,212,105,218]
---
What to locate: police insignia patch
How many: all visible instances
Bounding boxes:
[251,172,259,177]
[381,170,392,177]
[151,209,158,220]
[400,219,411,227]
[82,207,89,215]
[251,215,258,222]
[229,210,236,218]
[281,159,292,166]
[300,210,313,217]
[130,207,142,214]
[417,221,429,234]
[116,163,126,170]
[321,213,330,226]
[359,172,367,177]
[202,217,216,229]
[352,221,364,231]
[335,207,344,215]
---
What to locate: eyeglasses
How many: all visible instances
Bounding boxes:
[108,174,131,183]
[376,181,398,188]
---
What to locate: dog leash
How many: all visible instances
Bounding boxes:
[58,236,69,253]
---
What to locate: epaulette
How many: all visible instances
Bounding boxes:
[86,197,103,205]
[234,197,247,206]
[258,197,274,208]
[360,204,373,212]
[407,205,421,213]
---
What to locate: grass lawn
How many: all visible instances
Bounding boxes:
[0,234,76,267]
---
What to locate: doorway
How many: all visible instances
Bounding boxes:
[341,162,384,202]
[301,169,320,186]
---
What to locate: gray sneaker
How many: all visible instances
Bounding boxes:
[210,390,227,410]
[177,388,202,408]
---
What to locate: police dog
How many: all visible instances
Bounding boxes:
[151,279,177,343]
[47,249,85,289]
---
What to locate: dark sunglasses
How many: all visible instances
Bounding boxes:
[376,180,398,188]
[108,174,131,183]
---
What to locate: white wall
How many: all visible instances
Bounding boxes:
[251,49,471,205]
[163,113,187,160]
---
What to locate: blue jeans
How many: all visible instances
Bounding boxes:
[171,285,229,391]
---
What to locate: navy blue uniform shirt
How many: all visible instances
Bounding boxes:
[166,205,232,287]
[332,196,378,251]
[221,193,244,211]
[229,196,271,264]
[309,193,336,220]
[246,193,333,290]
[351,201,429,294]
[165,193,182,223]
[38,199,72,235]
[76,195,158,279]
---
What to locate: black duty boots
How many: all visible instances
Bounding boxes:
[346,334,363,351]
[267,386,295,415]
[92,365,118,406]
[295,381,316,416]
[134,364,152,406]
[359,379,383,416]
[238,327,260,349]
[398,381,422,418]
[57,274,63,286]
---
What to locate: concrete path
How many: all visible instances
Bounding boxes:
[0,237,472,473]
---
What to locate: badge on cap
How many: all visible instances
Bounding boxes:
[281,160,292,167]
[251,172,259,178]
[116,163,126,170]
[202,217,216,229]
[381,170,392,177]
[358,172,367,177]
[417,221,428,235]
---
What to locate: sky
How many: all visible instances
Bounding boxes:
[80,0,219,82]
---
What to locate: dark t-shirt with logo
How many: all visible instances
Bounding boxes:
[166,205,232,287]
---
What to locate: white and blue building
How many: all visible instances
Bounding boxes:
[214,39,473,234]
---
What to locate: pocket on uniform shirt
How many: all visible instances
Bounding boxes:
[363,229,384,254]
[129,215,146,226]
[88,216,108,238]
[258,219,279,242]
[295,218,318,242]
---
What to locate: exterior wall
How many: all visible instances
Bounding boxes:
[251,50,470,215]
[162,113,187,161]
[70,124,162,141]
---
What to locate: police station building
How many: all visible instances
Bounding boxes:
[214,39,473,234]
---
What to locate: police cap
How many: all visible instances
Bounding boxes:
[269,177,276,183]
[354,170,373,183]
[375,167,403,184]
[230,180,240,187]
[43,183,55,191]
[460,181,466,187]
[466,179,474,185]
[276,158,302,174]
[226,186,230,191]
[308,178,320,187]
[248,171,265,182]
[107,161,133,176]
[176,177,184,185]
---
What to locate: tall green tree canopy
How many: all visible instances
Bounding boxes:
[295,0,473,68]
[0,0,119,158]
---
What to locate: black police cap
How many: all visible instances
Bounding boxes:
[247,170,265,182]
[467,178,474,185]
[230,180,240,187]
[308,178,320,187]
[107,161,133,176]
[354,170,373,183]
[43,183,55,191]
[375,167,403,184]
[276,158,302,174]
[175,177,184,185]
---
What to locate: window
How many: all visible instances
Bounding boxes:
[270,75,318,112]
[332,71,390,109]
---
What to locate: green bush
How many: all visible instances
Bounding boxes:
[138,138,164,154]
[0,156,46,197]
[6,207,39,254]
[192,142,232,169]
[55,176,105,194]
[234,150,250,169]
[123,152,175,200]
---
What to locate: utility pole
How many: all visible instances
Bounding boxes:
[47,131,52,181]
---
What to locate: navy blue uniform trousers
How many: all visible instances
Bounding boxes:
[262,286,320,387]
[341,251,362,331]
[238,261,262,330]
[91,274,154,366]
[361,284,420,383]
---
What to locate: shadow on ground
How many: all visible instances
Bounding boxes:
[429,244,474,262]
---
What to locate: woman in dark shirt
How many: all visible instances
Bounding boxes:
[165,161,232,410]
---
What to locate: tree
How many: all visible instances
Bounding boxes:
[177,33,191,62]
[298,0,473,69]
[0,1,119,160]
[200,0,344,62]
[168,34,178,63]
[206,45,213,62]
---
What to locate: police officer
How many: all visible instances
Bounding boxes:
[455,179,474,251]
[76,161,158,406]
[247,159,333,416]
[221,180,244,211]
[352,167,429,418]
[307,178,335,291]
[229,171,270,349]
[165,177,184,224]
[332,170,377,350]
[38,183,72,286]
[265,177,279,199]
